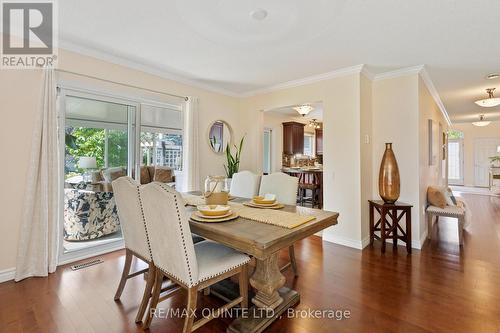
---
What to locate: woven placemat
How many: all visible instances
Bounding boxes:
[182,194,206,206]
[230,203,315,229]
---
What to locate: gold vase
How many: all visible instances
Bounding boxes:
[379,143,400,204]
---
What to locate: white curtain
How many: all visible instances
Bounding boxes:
[182,96,200,191]
[15,68,60,281]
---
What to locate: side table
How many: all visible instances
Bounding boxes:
[369,200,413,254]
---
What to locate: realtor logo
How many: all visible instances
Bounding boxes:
[1,0,57,68]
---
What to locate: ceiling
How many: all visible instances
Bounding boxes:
[59,0,500,123]
[267,103,323,122]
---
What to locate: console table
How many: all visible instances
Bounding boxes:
[369,200,413,254]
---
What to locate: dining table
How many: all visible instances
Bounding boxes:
[185,192,339,333]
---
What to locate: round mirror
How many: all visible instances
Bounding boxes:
[208,120,232,154]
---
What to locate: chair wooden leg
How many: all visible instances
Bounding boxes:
[114,249,133,301]
[135,262,156,323]
[458,217,465,246]
[143,268,163,330]
[427,214,433,240]
[183,287,198,333]
[288,245,298,277]
[239,265,249,309]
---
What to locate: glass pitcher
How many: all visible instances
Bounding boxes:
[204,175,229,205]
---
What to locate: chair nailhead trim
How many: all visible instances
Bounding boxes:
[157,183,195,287]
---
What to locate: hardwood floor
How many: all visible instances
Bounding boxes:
[1,192,500,332]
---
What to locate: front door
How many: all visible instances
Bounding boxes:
[474,137,500,187]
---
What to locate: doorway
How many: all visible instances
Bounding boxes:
[474,137,500,187]
[263,128,272,174]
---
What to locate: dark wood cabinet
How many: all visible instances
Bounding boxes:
[315,129,323,155]
[282,121,305,155]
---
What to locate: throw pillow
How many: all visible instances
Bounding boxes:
[101,167,125,182]
[140,166,151,184]
[445,187,457,206]
[154,166,174,183]
[427,186,447,208]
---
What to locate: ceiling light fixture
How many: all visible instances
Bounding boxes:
[293,104,314,117]
[475,88,500,108]
[250,8,268,21]
[308,119,321,129]
[486,73,500,80]
[472,115,491,127]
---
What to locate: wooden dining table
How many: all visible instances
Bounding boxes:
[186,192,339,333]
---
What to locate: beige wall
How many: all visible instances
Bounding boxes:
[0,49,257,272]
[372,75,421,245]
[359,75,373,243]
[452,121,500,186]
[243,74,365,248]
[372,74,448,247]
[418,77,448,241]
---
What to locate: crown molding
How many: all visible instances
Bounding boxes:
[241,64,366,97]
[56,40,451,124]
[372,65,425,81]
[419,66,452,126]
[59,39,242,98]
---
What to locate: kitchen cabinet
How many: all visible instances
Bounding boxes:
[315,128,323,155]
[282,121,305,155]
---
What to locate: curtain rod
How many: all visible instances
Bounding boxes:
[55,68,189,101]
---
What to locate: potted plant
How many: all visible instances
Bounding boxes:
[224,136,245,185]
[490,156,500,167]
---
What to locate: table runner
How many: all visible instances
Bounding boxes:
[229,202,315,229]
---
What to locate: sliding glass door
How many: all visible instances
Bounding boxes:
[61,91,137,256]
[59,88,184,260]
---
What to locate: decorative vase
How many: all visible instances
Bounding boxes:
[379,143,400,204]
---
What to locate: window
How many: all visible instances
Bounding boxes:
[303,133,314,157]
[448,130,464,185]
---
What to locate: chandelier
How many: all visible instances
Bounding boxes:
[308,119,321,129]
[475,88,500,108]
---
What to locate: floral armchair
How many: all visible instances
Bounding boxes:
[64,188,120,241]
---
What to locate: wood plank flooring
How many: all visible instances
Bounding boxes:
[1,191,500,332]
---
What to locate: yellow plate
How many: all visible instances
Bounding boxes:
[252,196,276,205]
[195,210,233,219]
[190,212,239,223]
[196,205,230,216]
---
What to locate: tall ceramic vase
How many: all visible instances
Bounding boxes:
[379,143,400,204]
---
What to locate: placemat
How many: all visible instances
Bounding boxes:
[229,203,315,229]
[182,194,206,206]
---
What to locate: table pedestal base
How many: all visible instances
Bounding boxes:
[227,287,300,333]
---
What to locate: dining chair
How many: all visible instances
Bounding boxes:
[140,182,250,332]
[259,172,300,276]
[112,177,156,324]
[230,170,261,199]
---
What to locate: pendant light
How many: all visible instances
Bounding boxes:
[475,88,500,108]
[472,115,491,127]
[293,104,313,116]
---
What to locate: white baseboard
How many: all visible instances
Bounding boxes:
[0,267,16,283]
[322,233,366,250]
[58,240,124,266]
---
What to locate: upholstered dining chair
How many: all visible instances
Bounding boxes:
[230,170,261,199]
[112,177,155,324]
[140,182,250,332]
[259,172,300,276]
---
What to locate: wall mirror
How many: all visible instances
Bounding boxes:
[208,120,232,154]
